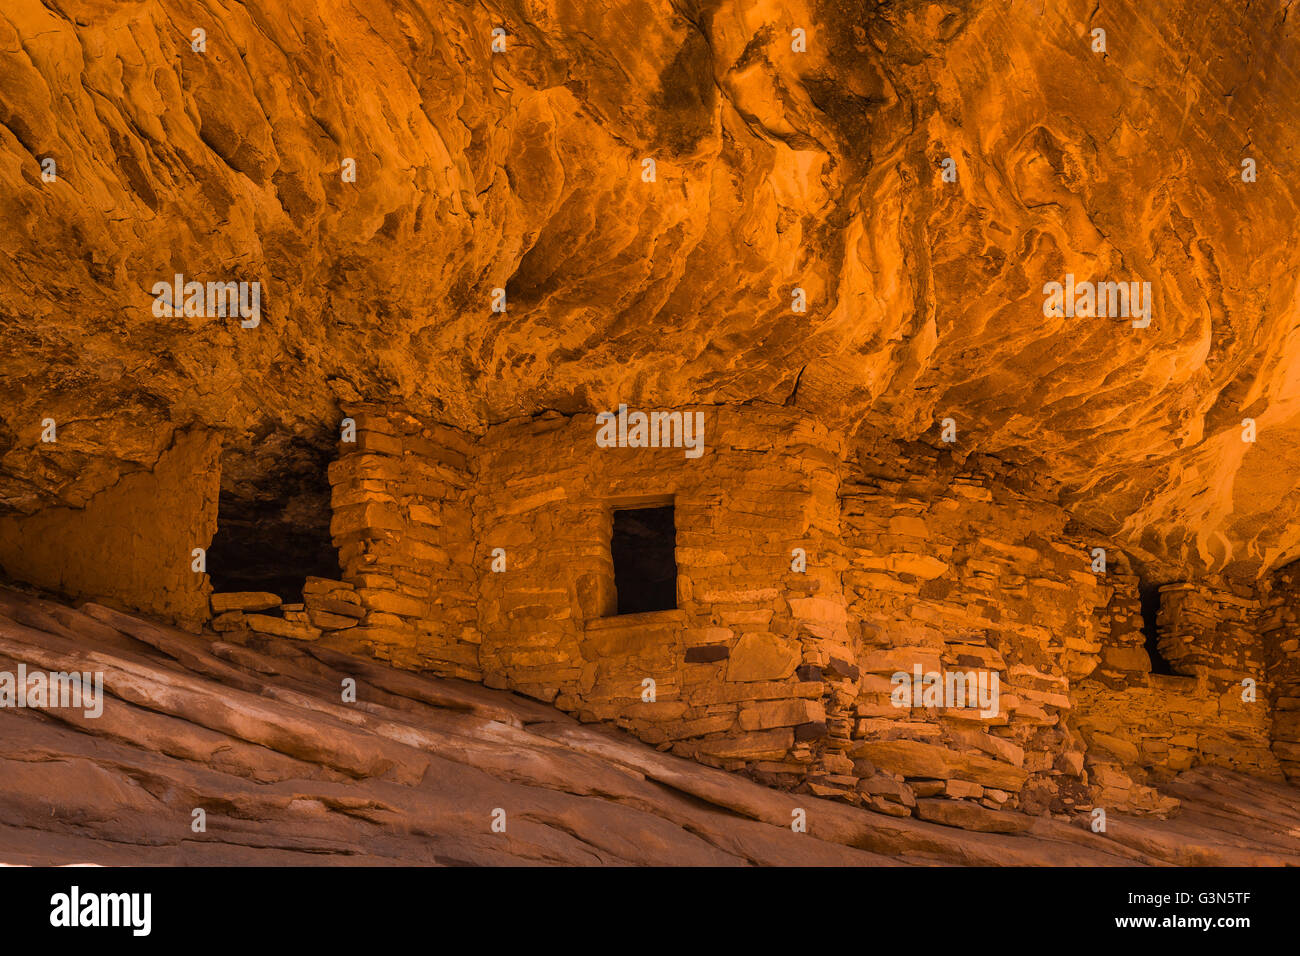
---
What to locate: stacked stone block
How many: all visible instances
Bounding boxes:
[471,405,852,791]
[210,577,364,640]
[1261,560,1300,780]
[1072,575,1282,811]
[1158,582,1266,688]
[838,440,1103,817]
[1086,556,1150,687]
[216,400,1299,824]
[326,406,481,678]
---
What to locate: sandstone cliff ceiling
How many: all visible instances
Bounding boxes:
[0,0,1297,582]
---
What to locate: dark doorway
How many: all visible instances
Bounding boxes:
[611,505,677,615]
[207,436,339,602]
[1138,581,1176,675]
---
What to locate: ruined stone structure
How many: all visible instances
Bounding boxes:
[6,400,1282,826]
[1,0,1299,863]
[1,398,1295,825]
[311,403,1300,818]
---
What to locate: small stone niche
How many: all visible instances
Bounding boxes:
[610,503,677,615]
[1139,580,1177,675]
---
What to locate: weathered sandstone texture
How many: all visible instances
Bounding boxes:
[265,401,1299,822]
[1,0,1300,587]
[4,584,1300,866]
[1,0,1298,853]
[0,428,219,629]
[0,390,1295,829]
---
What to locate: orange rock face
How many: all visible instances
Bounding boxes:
[0,1,1298,861]
[0,0,1297,580]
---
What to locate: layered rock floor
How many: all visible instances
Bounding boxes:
[0,584,1297,867]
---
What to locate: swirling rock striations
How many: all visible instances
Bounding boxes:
[0,1,1297,581]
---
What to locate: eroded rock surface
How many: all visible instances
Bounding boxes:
[1,585,1297,866]
[0,1,1298,582]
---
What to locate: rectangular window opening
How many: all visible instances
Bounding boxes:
[611,504,677,615]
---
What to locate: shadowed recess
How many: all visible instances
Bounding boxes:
[207,437,338,602]
[612,505,677,614]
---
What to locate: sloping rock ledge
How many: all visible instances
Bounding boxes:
[0,585,1296,867]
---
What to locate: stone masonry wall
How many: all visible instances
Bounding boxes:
[325,405,481,677]
[839,440,1104,819]
[289,404,1291,818]
[1073,573,1281,814]
[1261,561,1300,780]
[1158,582,1268,689]
[470,405,853,791]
